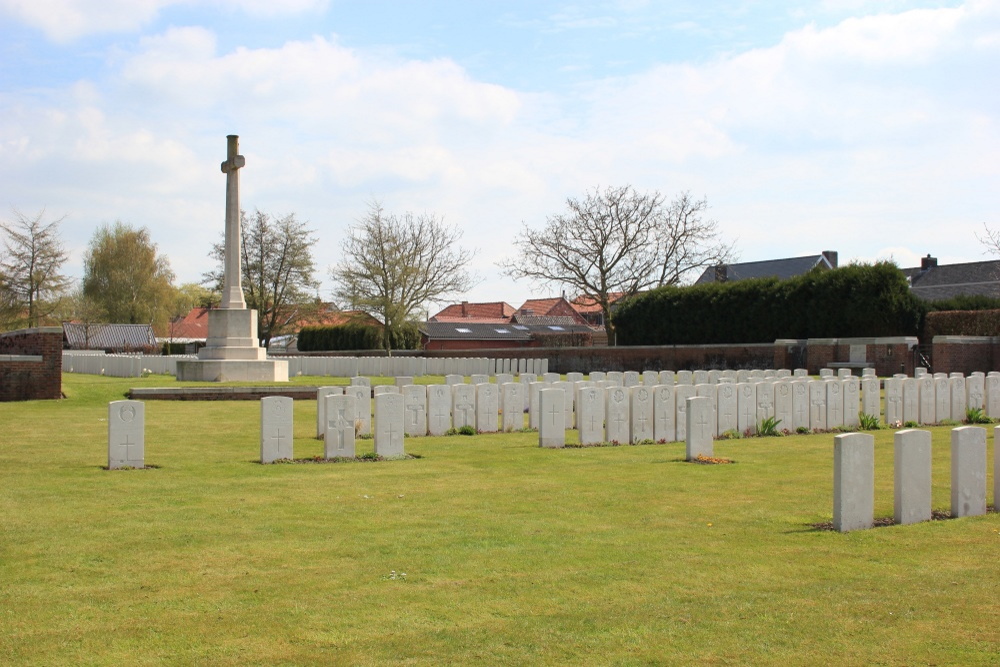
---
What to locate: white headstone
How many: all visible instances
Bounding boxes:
[914,367,927,379]
[316,386,344,438]
[502,382,525,432]
[542,372,561,384]
[623,371,641,387]
[695,383,718,437]
[685,396,713,460]
[692,370,709,386]
[374,392,405,457]
[520,373,538,385]
[987,375,1000,418]
[577,386,605,445]
[605,386,630,444]
[951,426,987,517]
[674,384,695,441]
[452,384,476,429]
[395,376,414,388]
[642,370,659,387]
[675,370,693,385]
[373,385,397,395]
[653,384,676,442]
[819,368,834,378]
[351,376,371,387]
[553,380,575,428]
[566,372,584,383]
[427,384,452,436]
[402,385,427,437]
[658,370,675,385]
[630,385,654,443]
[884,377,903,426]
[589,371,607,383]
[717,383,738,435]
[837,368,852,379]
[841,377,860,428]
[934,377,951,424]
[860,378,880,423]
[108,400,145,469]
[833,432,874,532]
[344,385,371,435]
[826,380,844,428]
[324,394,356,458]
[901,378,919,425]
[606,371,624,386]
[809,380,827,430]
[528,381,550,430]
[894,429,931,525]
[476,383,499,433]
[773,381,793,433]
[737,383,756,434]
[917,376,935,425]
[756,382,775,425]
[966,374,985,411]
[259,396,292,464]
[792,380,810,431]
[539,388,565,448]
[471,374,489,385]
[445,374,464,386]
[950,376,967,422]
[793,368,809,378]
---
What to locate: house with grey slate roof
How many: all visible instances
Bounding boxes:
[695,251,839,284]
[901,255,1000,301]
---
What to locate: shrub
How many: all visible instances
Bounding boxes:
[756,416,783,437]
[857,412,881,430]
[965,407,992,424]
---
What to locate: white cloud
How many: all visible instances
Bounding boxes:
[0,0,328,42]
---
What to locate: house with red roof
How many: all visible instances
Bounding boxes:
[429,301,517,323]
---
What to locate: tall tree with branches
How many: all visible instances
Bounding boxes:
[206,209,318,346]
[82,221,175,326]
[499,186,736,343]
[0,208,71,329]
[330,200,477,354]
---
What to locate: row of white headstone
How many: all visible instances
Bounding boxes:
[282,356,550,379]
[65,352,197,377]
[833,426,999,532]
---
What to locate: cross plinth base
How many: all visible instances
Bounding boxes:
[175,308,288,382]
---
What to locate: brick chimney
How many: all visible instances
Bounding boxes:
[921,254,938,270]
[461,301,469,317]
[822,250,838,268]
[714,264,728,283]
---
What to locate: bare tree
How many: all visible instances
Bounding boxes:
[976,223,1000,256]
[499,186,736,343]
[330,200,477,354]
[0,208,71,329]
[206,209,318,346]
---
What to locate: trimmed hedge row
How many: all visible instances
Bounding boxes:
[614,262,925,345]
[923,309,1000,339]
[298,323,421,352]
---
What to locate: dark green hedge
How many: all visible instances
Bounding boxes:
[298,323,421,351]
[614,262,925,345]
[923,309,1000,339]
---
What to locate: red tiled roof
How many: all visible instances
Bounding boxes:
[430,301,516,323]
[571,293,626,313]
[169,307,211,339]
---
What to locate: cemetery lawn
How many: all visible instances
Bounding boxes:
[1,376,997,666]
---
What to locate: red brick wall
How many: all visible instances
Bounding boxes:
[931,337,1000,375]
[0,327,63,401]
[805,339,916,376]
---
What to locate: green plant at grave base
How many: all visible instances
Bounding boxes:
[718,429,742,440]
[904,421,920,428]
[357,432,373,440]
[796,425,810,434]
[457,425,476,435]
[938,418,960,426]
[3,373,999,666]
[964,407,993,424]
[857,412,881,431]
[756,416,783,437]
[444,427,459,436]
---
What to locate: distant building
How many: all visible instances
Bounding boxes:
[63,322,158,353]
[429,301,517,323]
[695,251,838,284]
[901,255,1000,301]
[420,321,593,351]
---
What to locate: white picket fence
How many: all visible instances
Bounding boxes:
[63,351,548,379]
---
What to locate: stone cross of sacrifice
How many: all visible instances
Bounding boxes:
[220,135,247,310]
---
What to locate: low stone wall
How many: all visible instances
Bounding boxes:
[0,327,63,401]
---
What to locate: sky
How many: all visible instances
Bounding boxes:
[1,0,998,315]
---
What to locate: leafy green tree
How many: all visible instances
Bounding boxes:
[82,221,175,326]
[330,200,476,354]
[0,208,71,329]
[206,209,318,346]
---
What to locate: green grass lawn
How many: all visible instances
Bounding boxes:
[1,374,998,665]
